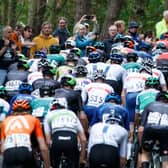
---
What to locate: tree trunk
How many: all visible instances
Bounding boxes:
[164,0,168,10]
[75,0,89,23]
[8,0,17,28]
[1,0,9,25]
[28,0,37,29]
[100,0,123,40]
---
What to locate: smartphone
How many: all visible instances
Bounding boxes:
[85,15,94,20]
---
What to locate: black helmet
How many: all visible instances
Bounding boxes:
[66,53,79,62]
[156,91,168,102]
[39,85,55,97]
[93,69,106,80]
[74,65,88,77]
[49,45,61,54]
[60,76,77,87]
[126,52,138,62]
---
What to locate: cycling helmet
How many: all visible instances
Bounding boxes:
[16,53,26,61]
[88,51,101,63]
[156,91,168,102]
[155,42,167,50]
[141,56,154,67]
[139,42,152,52]
[39,85,55,97]
[124,40,134,49]
[94,41,105,50]
[34,51,47,58]
[50,97,68,110]
[113,34,124,43]
[110,47,121,55]
[12,99,31,112]
[17,59,30,70]
[93,69,106,80]
[105,93,121,104]
[128,21,138,29]
[105,108,122,124]
[139,65,152,75]
[70,48,82,57]
[19,82,33,94]
[49,44,61,54]
[0,86,7,98]
[60,76,77,87]
[110,53,123,64]
[38,58,50,68]
[74,65,88,76]
[126,52,138,62]
[86,46,96,57]
[42,65,56,76]
[145,77,160,88]
[65,39,76,48]
[66,53,79,62]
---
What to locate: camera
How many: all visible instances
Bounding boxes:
[85,15,94,20]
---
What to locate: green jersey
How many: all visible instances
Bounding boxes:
[123,62,141,73]
[136,88,159,115]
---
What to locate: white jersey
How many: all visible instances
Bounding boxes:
[86,62,108,80]
[44,109,84,134]
[81,82,114,107]
[152,68,166,86]
[88,122,128,157]
[106,63,126,82]
[0,98,10,122]
[123,72,150,93]
[27,71,43,85]
[74,77,92,91]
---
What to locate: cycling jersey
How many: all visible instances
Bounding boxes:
[27,71,43,85]
[141,101,168,128]
[136,88,159,115]
[82,82,114,107]
[31,97,54,122]
[98,102,130,130]
[55,88,83,114]
[123,62,141,74]
[0,98,10,122]
[44,109,83,134]
[1,114,43,151]
[88,122,128,158]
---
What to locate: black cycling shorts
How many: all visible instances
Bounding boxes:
[50,131,79,168]
[142,126,168,156]
[3,147,36,168]
[89,144,120,168]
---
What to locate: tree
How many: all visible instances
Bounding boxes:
[100,0,124,39]
[8,0,17,27]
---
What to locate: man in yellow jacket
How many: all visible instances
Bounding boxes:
[30,21,59,58]
[155,10,168,39]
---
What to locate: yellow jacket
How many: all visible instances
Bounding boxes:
[30,34,59,58]
[155,19,168,39]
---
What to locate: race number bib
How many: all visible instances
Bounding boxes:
[126,78,144,92]
[87,94,104,107]
[4,134,31,150]
[32,107,44,117]
[5,80,22,91]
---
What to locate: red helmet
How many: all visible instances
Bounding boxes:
[12,99,31,112]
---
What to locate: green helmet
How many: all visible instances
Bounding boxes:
[60,76,76,87]
[70,48,82,57]
[145,77,160,88]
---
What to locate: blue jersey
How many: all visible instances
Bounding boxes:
[98,102,130,130]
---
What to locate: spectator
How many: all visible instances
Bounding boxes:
[53,17,70,49]
[10,23,24,52]
[20,25,35,58]
[114,20,126,35]
[75,24,96,57]
[30,21,59,58]
[128,21,139,43]
[0,26,17,85]
[73,14,99,39]
[103,24,118,60]
[155,10,168,39]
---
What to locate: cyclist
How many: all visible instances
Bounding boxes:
[82,69,114,126]
[139,91,168,168]
[98,92,130,131]
[55,75,88,135]
[73,65,92,93]
[44,97,87,168]
[1,99,50,168]
[135,77,161,126]
[88,109,128,168]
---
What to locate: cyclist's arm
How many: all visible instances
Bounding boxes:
[35,118,51,168]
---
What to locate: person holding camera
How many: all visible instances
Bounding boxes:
[73,14,99,39]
